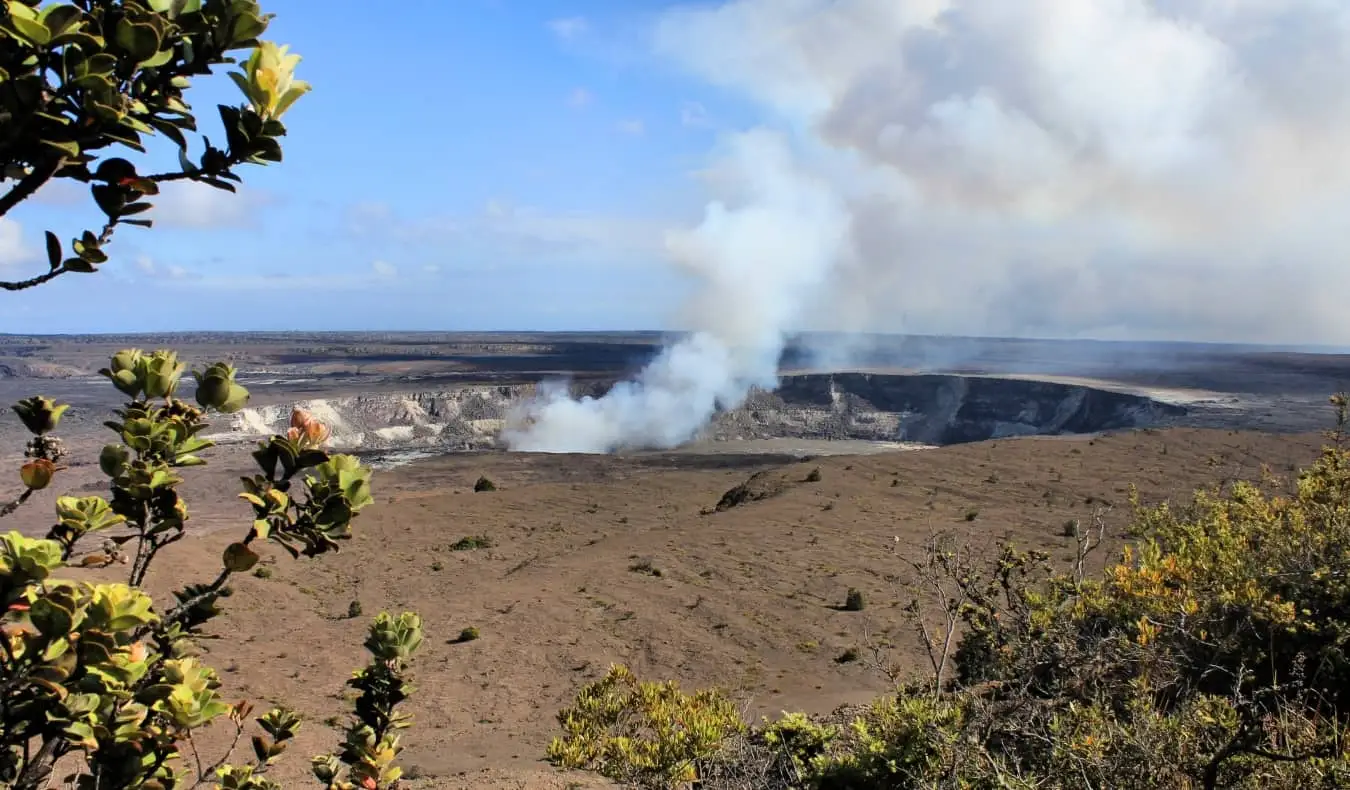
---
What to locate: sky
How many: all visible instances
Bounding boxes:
[3,1,1350,345]
[1,0,743,333]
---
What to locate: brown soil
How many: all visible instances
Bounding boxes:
[5,427,1329,788]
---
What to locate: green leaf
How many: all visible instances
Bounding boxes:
[39,5,83,39]
[147,116,188,150]
[228,14,267,46]
[91,184,127,216]
[139,47,174,69]
[114,19,161,62]
[273,82,311,119]
[63,258,96,273]
[121,218,153,228]
[198,177,237,193]
[227,71,252,105]
[77,245,106,264]
[8,14,52,46]
[44,231,61,271]
[40,139,79,157]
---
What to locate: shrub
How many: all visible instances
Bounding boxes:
[450,534,492,551]
[0,0,307,291]
[804,468,822,483]
[834,647,859,664]
[473,476,496,492]
[843,588,865,611]
[547,664,745,788]
[455,626,480,643]
[0,348,426,789]
[629,558,662,577]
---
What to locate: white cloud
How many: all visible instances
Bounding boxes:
[568,87,594,108]
[680,101,709,127]
[372,260,398,278]
[549,16,588,39]
[132,254,190,279]
[655,0,1350,344]
[0,218,36,270]
[344,199,671,266]
[616,118,646,136]
[151,181,264,229]
[31,180,85,207]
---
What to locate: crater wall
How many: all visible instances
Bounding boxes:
[208,373,1187,454]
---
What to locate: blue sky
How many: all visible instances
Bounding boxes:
[0,0,749,333]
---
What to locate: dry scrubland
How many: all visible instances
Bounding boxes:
[6,424,1325,788]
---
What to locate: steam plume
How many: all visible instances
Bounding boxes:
[504,131,847,453]
[507,0,1350,453]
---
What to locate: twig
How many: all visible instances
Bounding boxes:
[0,488,34,519]
[0,158,62,218]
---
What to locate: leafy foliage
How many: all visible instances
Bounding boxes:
[547,663,746,788]
[0,0,308,291]
[0,350,421,790]
[554,398,1350,789]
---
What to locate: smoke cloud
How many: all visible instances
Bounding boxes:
[654,0,1350,344]
[506,0,1350,453]
[503,131,848,453]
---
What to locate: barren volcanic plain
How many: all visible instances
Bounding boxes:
[2,332,1348,788]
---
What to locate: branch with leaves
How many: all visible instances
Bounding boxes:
[0,0,310,290]
[0,348,419,790]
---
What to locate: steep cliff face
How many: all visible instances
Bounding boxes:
[712,373,1185,445]
[208,373,1186,453]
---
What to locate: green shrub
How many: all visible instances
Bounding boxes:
[547,664,745,788]
[450,534,493,551]
[804,468,822,483]
[474,476,497,492]
[843,588,865,611]
[455,626,480,643]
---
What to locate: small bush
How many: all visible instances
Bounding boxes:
[844,588,866,611]
[347,599,364,619]
[963,508,978,521]
[805,467,823,483]
[474,475,497,492]
[455,626,480,643]
[253,565,274,579]
[629,558,663,577]
[547,664,745,787]
[451,534,493,551]
[835,647,860,664]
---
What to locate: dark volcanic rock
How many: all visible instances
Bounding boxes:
[715,470,793,512]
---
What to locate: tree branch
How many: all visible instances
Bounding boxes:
[0,265,69,293]
[0,488,35,519]
[0,158,62,219]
